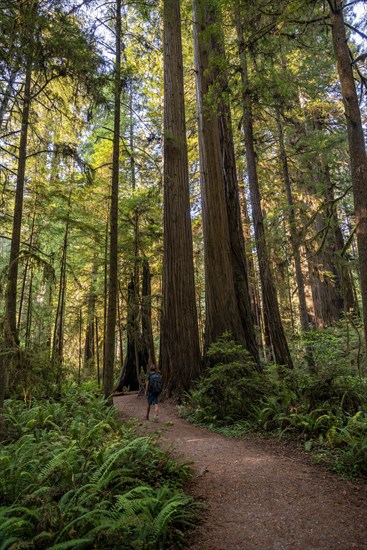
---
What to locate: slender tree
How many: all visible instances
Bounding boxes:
[234,5,293,368]
[103,0,122,399]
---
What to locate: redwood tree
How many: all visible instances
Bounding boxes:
[103,0,122,399]
[329,0,367,361]
[234,5,293,368]
[160,0,201,394]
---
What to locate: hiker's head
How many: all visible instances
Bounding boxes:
[150,366,156,373]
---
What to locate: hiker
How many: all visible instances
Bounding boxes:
[145,366,162,421]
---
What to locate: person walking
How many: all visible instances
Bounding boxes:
[145,366,162,421]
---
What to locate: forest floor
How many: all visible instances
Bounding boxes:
[114,392,367,550]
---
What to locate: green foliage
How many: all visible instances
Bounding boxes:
[0,384,196,549]
[184,334,266,425]
[183,334,367,478]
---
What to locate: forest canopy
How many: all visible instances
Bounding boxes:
[0,0,367,405]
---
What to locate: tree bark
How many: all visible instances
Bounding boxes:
[275,107,310,334]
[84,254,98,373]
[117,278,140,391]
[0,40,33,415]
[329,0,367,363]
[160,0,201,394]
[141,257,156,369]
[235,12,293,368]
[52,207,70,390]
[103,0,122,399]
[213,17,259,365]
[193,0,257,357]
[5,47,33,345]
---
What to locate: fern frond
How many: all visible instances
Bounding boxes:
[47,538,93,549]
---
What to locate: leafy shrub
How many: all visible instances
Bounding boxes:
[184,334,367,478]
[184,334,266,425]
[0,385,196,549]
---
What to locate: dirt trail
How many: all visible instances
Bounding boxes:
[114,393,367,550]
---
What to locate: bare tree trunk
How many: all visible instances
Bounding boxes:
[78,308,82,384]
[141,257,156,369]
[329,0,367,364]
[1,42,33,414]
[52,211,70,390]
[84,254,98,373]
[102,208,108,382]
[160,0,201,394]
[103,0,122,399]
[5,47,33,345]
[193,0,256,356]
[212,17,259,365]
[117,292,124,372]
[275,107,310,333]
[117,278,140,391]
[25,267,33,348]
[95,315,101,387]
[17,199,37,334]
[235,12,293,368]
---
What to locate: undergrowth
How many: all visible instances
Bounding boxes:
[182,333,367,479]
[0,383,196,549]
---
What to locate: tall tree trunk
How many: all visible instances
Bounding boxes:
[5,47,33,345]
[103,0,122,399]
[95,315,101,387]
[52,211,70,390]
[102,208,108,381]
[160,0,201,394]
[193,0,256,356]
[319,131,357,315]
[329,0,367,363]
[275,108,315,368]
[25,267,33,348]
[213,16,259,364]
[235,12,293,368]
[117,293,124,372]
[84,254,98,373]
[117,278,140,391]
[17,200,37,333]
[275,107,310,333]
[1,39,33,415]
[141,257,156,369]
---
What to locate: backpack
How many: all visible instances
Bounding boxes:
[148,373,162,395]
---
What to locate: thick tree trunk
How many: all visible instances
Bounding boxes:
[212,21,259,365]
[103,0,122,399]
[235,14,293,368]
[193,0,257,356]
[329,1,367,363]
[160,0,201,394]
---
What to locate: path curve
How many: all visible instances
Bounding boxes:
[114,393,367,550]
